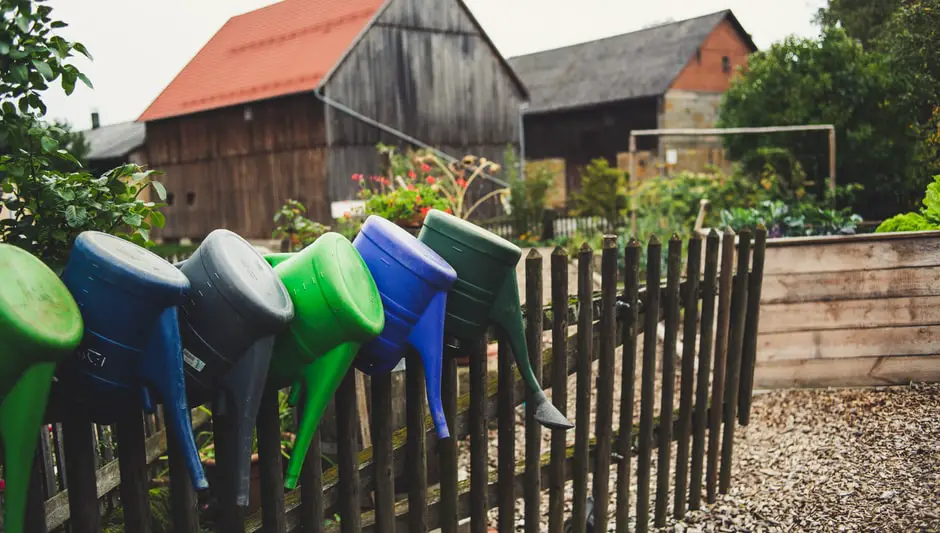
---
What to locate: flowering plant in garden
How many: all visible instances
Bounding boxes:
[353,144,509,225]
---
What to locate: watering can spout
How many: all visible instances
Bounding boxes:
[144,308,208,490]
[491,270,573,430]
[219,335,276,505]
[284,342,360,490]
[409,291,450,439]
[0,363,56,533]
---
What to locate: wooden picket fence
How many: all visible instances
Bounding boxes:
[9,228,767,533]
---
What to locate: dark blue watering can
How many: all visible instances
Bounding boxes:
[175,229,294,505]
[352,215,457,438]
[55,231,208,490]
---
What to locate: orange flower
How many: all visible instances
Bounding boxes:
[420,207,430,217]
[416,195,422,203]
[426,176,436,184]
[408,184,415,190]
[445,208,452,214]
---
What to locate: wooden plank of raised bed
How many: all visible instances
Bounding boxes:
[761,231,940,275]
[753,354,940,388]
[758,296,940,333]
[760,267,940,304]
[758,325,940,361]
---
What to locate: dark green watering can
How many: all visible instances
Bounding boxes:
[418,209,573,430]
[265,232,385,489]
[0,244,84,533]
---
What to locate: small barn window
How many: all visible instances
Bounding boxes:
[186,192,196,206]
[166,192,175,206]
[722,56,731,73]
[696,48,702,63]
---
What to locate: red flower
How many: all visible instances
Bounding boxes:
[456,178,467,189]
[420,207,431,217]
[421,163,431,172]
[416,195,422,203]
[351,173,362,181]
[445,208,452,214]
[408,170,416,179]
[426,176,436,184]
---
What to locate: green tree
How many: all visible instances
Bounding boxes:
[0,0,165,268]
[815,0,902,47]
[717,26,920,219]
[572,158,628,229]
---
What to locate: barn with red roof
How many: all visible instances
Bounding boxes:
[139,0,527,239]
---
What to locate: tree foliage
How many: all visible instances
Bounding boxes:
[572,158,628,228]
[0,0,164,268]
[815,0,902,47]
[717,26,920,219]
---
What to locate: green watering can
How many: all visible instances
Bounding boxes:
[0,244,84,533]
[264,233,384,489]
[418,209,573,430]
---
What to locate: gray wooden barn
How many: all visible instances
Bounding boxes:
[139,0,527,239]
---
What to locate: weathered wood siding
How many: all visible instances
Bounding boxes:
[323,0,524,210]
[752,231,940,388]
[144,93,328,239]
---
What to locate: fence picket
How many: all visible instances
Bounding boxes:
[371,372,397,533]
[525,250,544,533]
[213,410,247,533]
[738,227,768,425]
[654,236,683,527]
[25,447,48,533]
[706,230,736,503]
[115,411,153,533]
[548,248,569,533]
[592,236,619,533]
[674,235,702,517]
[167,420,201,533]
[571,243,594,533]
[258,387,287,533]
[63,417,100,533]
[636,236,662,533]
[298,424,323,533]
[469,336,489,533]
[406,348,429,533]
[720,230,752,493]
[689,230,720,510]
[439,353,458,533]
[615,239,641,533]
[336,372,362,533]
[497,334,515,533]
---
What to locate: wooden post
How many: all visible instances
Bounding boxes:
[592,236,618,533]
[213,411,246,533]
[469,335,489,533]
[615,239,641,533]
[439,350,458,533]
[689,230,720,510]
[654,236,682,527]
[719,230,751,494]
[405,348,428,533]
[829,127,837,195]
[336,372,361,533]
[167,418,200,533]
[62,418,100,533]
[636,236,661,533]
[706,230,736,503]
[547,248,569,533]
[297,400,323,533]
[738,227,767,425]
[372,373,397,533]
[115,411,154,533]
[674,235,702,518]
[629,135,637,236]
[25,446,49,533]
[497,335,515,533]
[524,250,544,533]
[571,243,594,533]
[257,387,287,533]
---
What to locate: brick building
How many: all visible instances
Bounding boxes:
[509,10,756,193]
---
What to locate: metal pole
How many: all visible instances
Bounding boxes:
[828,127,837,195]
[629,134,637,236]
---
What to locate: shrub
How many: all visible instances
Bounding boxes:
[271,199,330,251]
[573,158,628,229]
[505,145,553,236]
[876,174,940,232]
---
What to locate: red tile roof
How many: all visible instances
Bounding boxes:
[138,0,384,122]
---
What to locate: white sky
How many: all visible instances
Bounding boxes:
[42,0,827,131]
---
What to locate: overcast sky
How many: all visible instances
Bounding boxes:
[42,0,827,131]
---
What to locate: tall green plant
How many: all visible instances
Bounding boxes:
[0,0,165,268]
[573,158,628,229]
[505,146,553,236]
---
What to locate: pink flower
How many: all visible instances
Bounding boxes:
[407,184,415,190]
[421,163,431,172]
[408,170,417,179]
[351,173,362,181]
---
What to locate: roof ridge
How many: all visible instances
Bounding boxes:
[508,9,729,60]
[230,6,375,53]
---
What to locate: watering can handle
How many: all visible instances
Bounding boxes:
[0,362,55,533]
[408,290,450,439]
[490,270,574,430]
[142,307,209,490]
[218,335,276,506]
[284,342,360,490]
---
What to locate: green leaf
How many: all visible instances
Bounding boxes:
[149,210,166,228]
[61,70,75,95]
[122,213,143,227]
[40,136,58,153]
[76,72,93,89]
[15,15,29,33]
[0,42,9,55]
[12,63,27,83]
[32,59,54,80]
[56,188,75,201]
[73,42,93,60]
[150,181,167,201]
[64,205,87,227]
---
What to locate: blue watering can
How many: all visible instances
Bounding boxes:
[175,229,294,505]
[352,215,457,438]
[55,231,208,490]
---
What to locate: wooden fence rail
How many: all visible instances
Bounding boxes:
[9,229,766,533]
